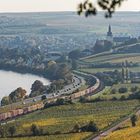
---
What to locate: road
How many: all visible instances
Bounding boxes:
[92,109,140,140]
[114,42,140,52]
[24,75,85,104]
[0,75,85,108]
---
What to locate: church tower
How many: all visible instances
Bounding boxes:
[107,25,113,42]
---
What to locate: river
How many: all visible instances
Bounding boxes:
[0,70,50,99]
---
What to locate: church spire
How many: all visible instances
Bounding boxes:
[107,24,113,37]
[109,25,111,32]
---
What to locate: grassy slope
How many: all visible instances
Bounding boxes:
[101,117,140,140]
[79,67,140,73]
[80,52,140,73]
[2,100,140,140]
[0,132,92,140]
[83,53,140,64]
[90,83,140,100]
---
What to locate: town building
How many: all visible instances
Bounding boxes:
[106,25,131,45]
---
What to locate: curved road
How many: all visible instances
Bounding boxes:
[0,75,85,109]
[24,75,86,104]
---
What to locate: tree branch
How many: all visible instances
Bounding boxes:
[77,0,127,18]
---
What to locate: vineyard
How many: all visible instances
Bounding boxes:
[101,116,140,140]
[79,67,140,74]
[107,55,140,64]
[90,83,140,100]
[83,53,140,64]
[0,132,92,140]
[1,100,140,139]
[79,52,140,74]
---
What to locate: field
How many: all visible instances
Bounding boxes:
[90,83,140,100]
[2,100,140,139]
[80,52,140,74]
[101,116,140,140]
[107,55,140,64]
[79,66,140,74]
[0,132,92,140]
[83,53,140,64]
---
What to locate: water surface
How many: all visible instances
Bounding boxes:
[0,70,50,99]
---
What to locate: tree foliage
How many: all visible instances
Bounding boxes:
[1,96,10,106]
[118,87,128,93]
[9,87,26,102]
[41,95,47,100]
[73,124,81,133]
[30,80,45,97]
[31,80,44,92]
[78,0,127,18]
[56,98,65,105]
[130,114,137,127]
[87,121,99,132]
[68,49,81,60]
[30,124,42,136]
[8,126,16,137]
[0,127,6,138]
[81,121,99,132]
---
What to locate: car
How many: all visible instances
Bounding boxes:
[33,99,37,102]
[100,132,108,137]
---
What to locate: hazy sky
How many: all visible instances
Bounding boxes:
[0,0,139,13]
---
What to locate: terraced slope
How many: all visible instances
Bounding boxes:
[101,116,140,140]
[1,100,140,140]
[83,53,140,64]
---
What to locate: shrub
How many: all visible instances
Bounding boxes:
[110,89,117,94]
[30,124,41,136]
[44,102,55,108]
[130,114,137,127]
[79,96,87,103]
[118,87,128,93]
[41,95,46,100]
[56,98,65,105]
[120,95,126,101]
[72,124,81,133]
[81,121,99,132]
[87,121,99,132]
[8,126,16,137]
[111,97,118,101]
[92,97,104,102]
[54,131,61,135]
[1,96,10,106]
[128,91,140,100]
[131,86,138,92]
[0,127,6,138]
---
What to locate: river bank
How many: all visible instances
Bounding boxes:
[0,70,50,99]
[0,63,50,80]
